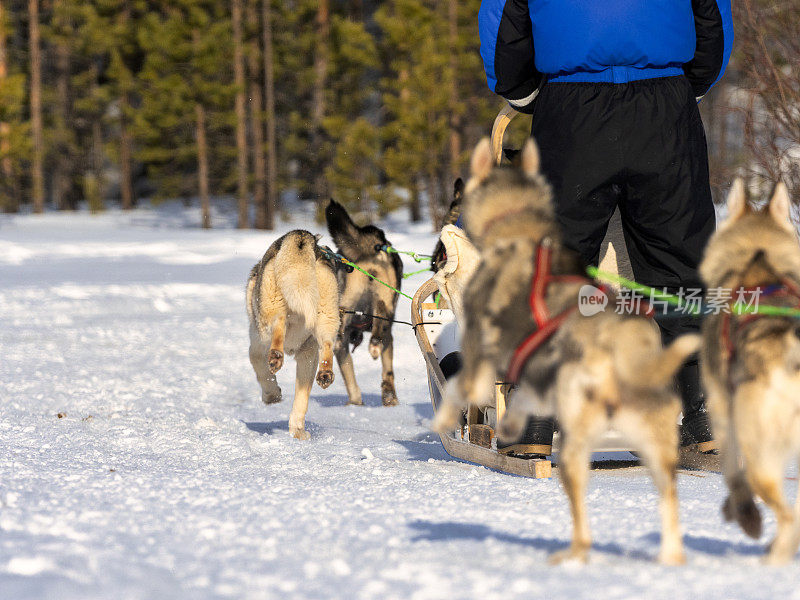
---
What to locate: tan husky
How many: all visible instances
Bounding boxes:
[433,138,699,564]
[247,230,340,440]
[699,179,800,564]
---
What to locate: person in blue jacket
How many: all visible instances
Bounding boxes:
[479,0,733,453]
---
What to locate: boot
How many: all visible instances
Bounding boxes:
[676,360,717,453]
[497,416,554,458]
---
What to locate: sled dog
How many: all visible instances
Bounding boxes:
[432,138,698,564]
[698,179,800,564]
[325,200,403,406]
[246,230,339,440]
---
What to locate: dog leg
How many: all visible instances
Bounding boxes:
[249,323,282,404]
[379,333,398,406]
[289,339,317,441]
[334,341,362,405]
[268,314,286,373]
[550,433,592,564]
[635,411,685,565]
[314,263,339,390]
[369,298,392,360]
[747,460,796,564]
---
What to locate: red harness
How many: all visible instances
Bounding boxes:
[721,279,800,360]
[505,242,592,384]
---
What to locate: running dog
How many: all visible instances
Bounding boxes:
[325,200,403,406]
[246,230,339,440]
[432,138,698,564]
[698,179,800,564]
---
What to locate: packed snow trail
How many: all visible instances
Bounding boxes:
[1,203,798,600]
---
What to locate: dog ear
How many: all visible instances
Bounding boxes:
[768,181,794,232]
[723,178,748,226]
[324,198,360,251]
[453,178,464,203]
[470,138,494,183]
[520,138,540,178]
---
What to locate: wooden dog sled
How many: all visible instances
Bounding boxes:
[413,106,718,478]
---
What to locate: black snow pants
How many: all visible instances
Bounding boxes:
[531,75,715,425]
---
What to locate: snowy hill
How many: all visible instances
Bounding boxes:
[1,203,798,599]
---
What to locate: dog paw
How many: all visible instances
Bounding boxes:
[347,395,363,406]
[496,412,526,444]
[290,427,311,441]
[431,403,460,433]
[268,349,284,373]
[368,339,381,359]
[382,392,398,407]
[261,391,282,405]
[316,369,334,389]
[657,548,686,566]
[549,546,589,565]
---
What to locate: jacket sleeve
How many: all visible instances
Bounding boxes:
[683,0,734,98]
[478,0,543,113]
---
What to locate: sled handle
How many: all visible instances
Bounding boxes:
[490,104,519,165]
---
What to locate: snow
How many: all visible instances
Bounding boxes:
[1,200,799,600]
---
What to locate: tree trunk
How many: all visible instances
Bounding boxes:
[447,0,461,180]
[119,2,134,210]
[262,0,277,229]
[29,0,44,213]
[0,0,16,213]
[409,180,421,223]
[232,0,249,228]
[196,103,211,229]
[247,0,266,230]
[312,0,329,215]
[53,40,72,210]
[119,93,135,210]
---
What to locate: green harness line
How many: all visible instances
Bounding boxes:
[381,245,433,264]
[402,267,430,280]
[322,247,413,301]
[588,266,800,319]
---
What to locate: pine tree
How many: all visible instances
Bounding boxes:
[0,1,28,213]
[134,1,235,227]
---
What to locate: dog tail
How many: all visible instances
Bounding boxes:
[274,231,320,327]
[325,199,361,254]
[614,323,701,390]
[722,470,762,539]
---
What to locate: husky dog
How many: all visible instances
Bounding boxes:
[433,138,699,564]
[699,179,800,564]
[246,230,339,440]
[325,200,403,406]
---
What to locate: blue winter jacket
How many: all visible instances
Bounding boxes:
[479,0,733,110]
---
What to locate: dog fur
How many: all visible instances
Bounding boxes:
[246,230,339,440]
[325,200,403,406]
[699,179,800,564]
[432,138,698,564]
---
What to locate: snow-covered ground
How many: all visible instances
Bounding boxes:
[1,201,799,600]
